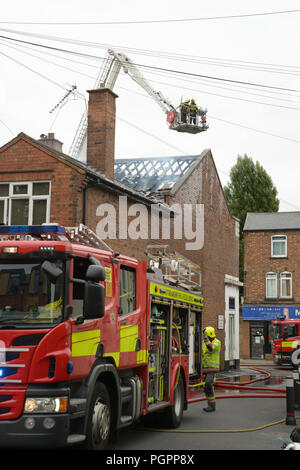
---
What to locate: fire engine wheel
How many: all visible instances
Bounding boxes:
[84,382,111,450]
[164,375,184,429]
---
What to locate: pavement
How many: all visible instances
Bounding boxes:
[109,359,300,451]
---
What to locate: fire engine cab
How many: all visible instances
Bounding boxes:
[0,224,204,449]
[270,316,300,366]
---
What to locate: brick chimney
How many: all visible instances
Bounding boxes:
[38,133,63,152]
[86,88,118,180]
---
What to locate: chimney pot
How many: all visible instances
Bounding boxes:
[38,132,63,153]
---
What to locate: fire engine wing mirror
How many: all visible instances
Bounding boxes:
[84,282,105,319]
[86,265,106,282]
[41,260,63,283]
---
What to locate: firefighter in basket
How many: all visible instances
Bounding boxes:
[180,99,190,123]
[202,326,221,412]
[189,98,198,125]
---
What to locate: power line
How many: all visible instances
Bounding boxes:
[1,33,299,94]
[2,38,300,114]
[0,49,67,90]
[0,118,14,136]
[208,114,300,145]
[113,82,300,147]
[2,35,296,107]
[0,40,96,80]
[0,9,300,24]
[3,25,300,74]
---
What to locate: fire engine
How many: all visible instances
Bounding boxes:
[0,224,204,449]
[270,316,300,366]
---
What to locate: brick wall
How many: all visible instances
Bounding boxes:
[0,135,86,227]
[244,230,300,304]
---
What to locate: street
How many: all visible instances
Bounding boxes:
[106,363,297,451]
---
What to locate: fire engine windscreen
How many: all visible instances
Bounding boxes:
[270,324,281,340]
[271,323,299,340]
[0,260,64,326]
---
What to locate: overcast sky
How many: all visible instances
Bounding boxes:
[0,0,299,212]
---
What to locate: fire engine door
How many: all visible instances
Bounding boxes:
[70,256,103,377]
[117,263,143,369]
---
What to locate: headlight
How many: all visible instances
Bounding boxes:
[24,397,67,414]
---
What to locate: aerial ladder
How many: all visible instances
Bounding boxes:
[69,49,208,161]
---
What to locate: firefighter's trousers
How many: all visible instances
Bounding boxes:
[204,371,217,401]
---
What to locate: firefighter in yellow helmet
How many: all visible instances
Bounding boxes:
[202,326,221,412]
[180,99,190,123]
[189,98,198,125]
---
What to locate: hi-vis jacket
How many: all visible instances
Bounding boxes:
[202,338,221,371]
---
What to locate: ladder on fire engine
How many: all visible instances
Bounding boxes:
[65,224,113,252]
[146,245,202,292]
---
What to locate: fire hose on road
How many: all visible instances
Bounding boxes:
[142,366,296,435]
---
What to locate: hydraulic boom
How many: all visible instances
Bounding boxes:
[70,49,208,160]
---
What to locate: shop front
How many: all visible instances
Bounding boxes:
[242,305,300,359]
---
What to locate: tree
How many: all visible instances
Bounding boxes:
[224,154,279,280]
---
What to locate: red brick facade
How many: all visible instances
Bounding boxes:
[243,224,300,359]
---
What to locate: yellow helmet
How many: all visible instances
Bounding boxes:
[204,326,215,339]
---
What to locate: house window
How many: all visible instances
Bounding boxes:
[280,272,292,298]
[266,272,277,298]
[119,266,136,315]
[271,235,287,258]
[0,182,50,225]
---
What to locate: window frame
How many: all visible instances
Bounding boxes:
[266,272,277,298]
[119,265,137,316]
[271,234,287,258]
[0,181,51,225]
[280,271,292,299]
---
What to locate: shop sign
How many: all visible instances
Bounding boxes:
[242,305,300,321]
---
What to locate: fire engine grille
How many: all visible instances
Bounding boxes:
[0,395,12,402]
[0,389,25,419]
[12,333,46,346]
[0,396,11,415]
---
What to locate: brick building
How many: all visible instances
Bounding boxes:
[242,212,300,359]
[0,88,240,369]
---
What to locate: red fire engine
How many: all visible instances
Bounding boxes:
[270,317,300,366]
[0,224,204,449]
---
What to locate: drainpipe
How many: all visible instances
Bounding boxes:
[82,186,87,225]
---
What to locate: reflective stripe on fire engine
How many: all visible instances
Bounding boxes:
[137,349,148,364]
[71,329,100,357]
[103,352,120,366]
[120,325,139,352]
[282,341,300,349]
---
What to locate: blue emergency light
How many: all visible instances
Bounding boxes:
[0,225,66,235]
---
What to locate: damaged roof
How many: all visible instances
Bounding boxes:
[114,155,200,195]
